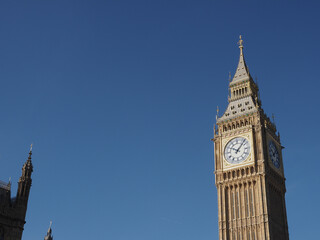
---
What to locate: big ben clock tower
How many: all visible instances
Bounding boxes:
[213,36,289,240]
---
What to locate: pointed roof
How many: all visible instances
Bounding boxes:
[230,35,252,84]
[217,95,258,122]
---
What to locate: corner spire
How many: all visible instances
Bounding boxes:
[44,221,53,240]
[48,221,52,233]
[28,144,33,159]
[231,35,252,84]
[16,145,34,205]
[20,144,33,180]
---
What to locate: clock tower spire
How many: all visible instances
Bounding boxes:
[212,36,289,240]
[227,36,260,105]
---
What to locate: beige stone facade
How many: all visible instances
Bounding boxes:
[212,37,289,240]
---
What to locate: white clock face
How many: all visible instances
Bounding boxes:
[269,141,280,169]
[224,137,251,164]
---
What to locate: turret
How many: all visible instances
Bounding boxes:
[0,145,34,240]
[16,145,33,208]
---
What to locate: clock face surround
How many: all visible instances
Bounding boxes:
[224,137,251,164]
[269,141,280,169]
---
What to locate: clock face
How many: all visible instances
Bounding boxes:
[269,141,280,169]
[224,137,251,164]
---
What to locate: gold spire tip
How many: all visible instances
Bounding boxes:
[30,143,33,152]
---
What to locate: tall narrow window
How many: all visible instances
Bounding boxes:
[236,191,240,218]
[231,191,235,219]
[250,188,254,216]
[225,188,229,222]
[245,189,249,217]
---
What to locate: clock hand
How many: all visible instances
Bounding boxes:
[236,139,246,153]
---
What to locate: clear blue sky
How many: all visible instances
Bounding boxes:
[0,1,319,239]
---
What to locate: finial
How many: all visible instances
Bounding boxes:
[216,106,219,121]
[228,72,231,82]
[9,177,11,183]
[238,35,244,56]
[28,143,33,159]
[47,221,52,234]
[238,35,244,49]
[45,221,53,240]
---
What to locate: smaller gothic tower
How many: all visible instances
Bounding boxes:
[16,145,33,218]
[0,146,34,240]
[44,222,53,240]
